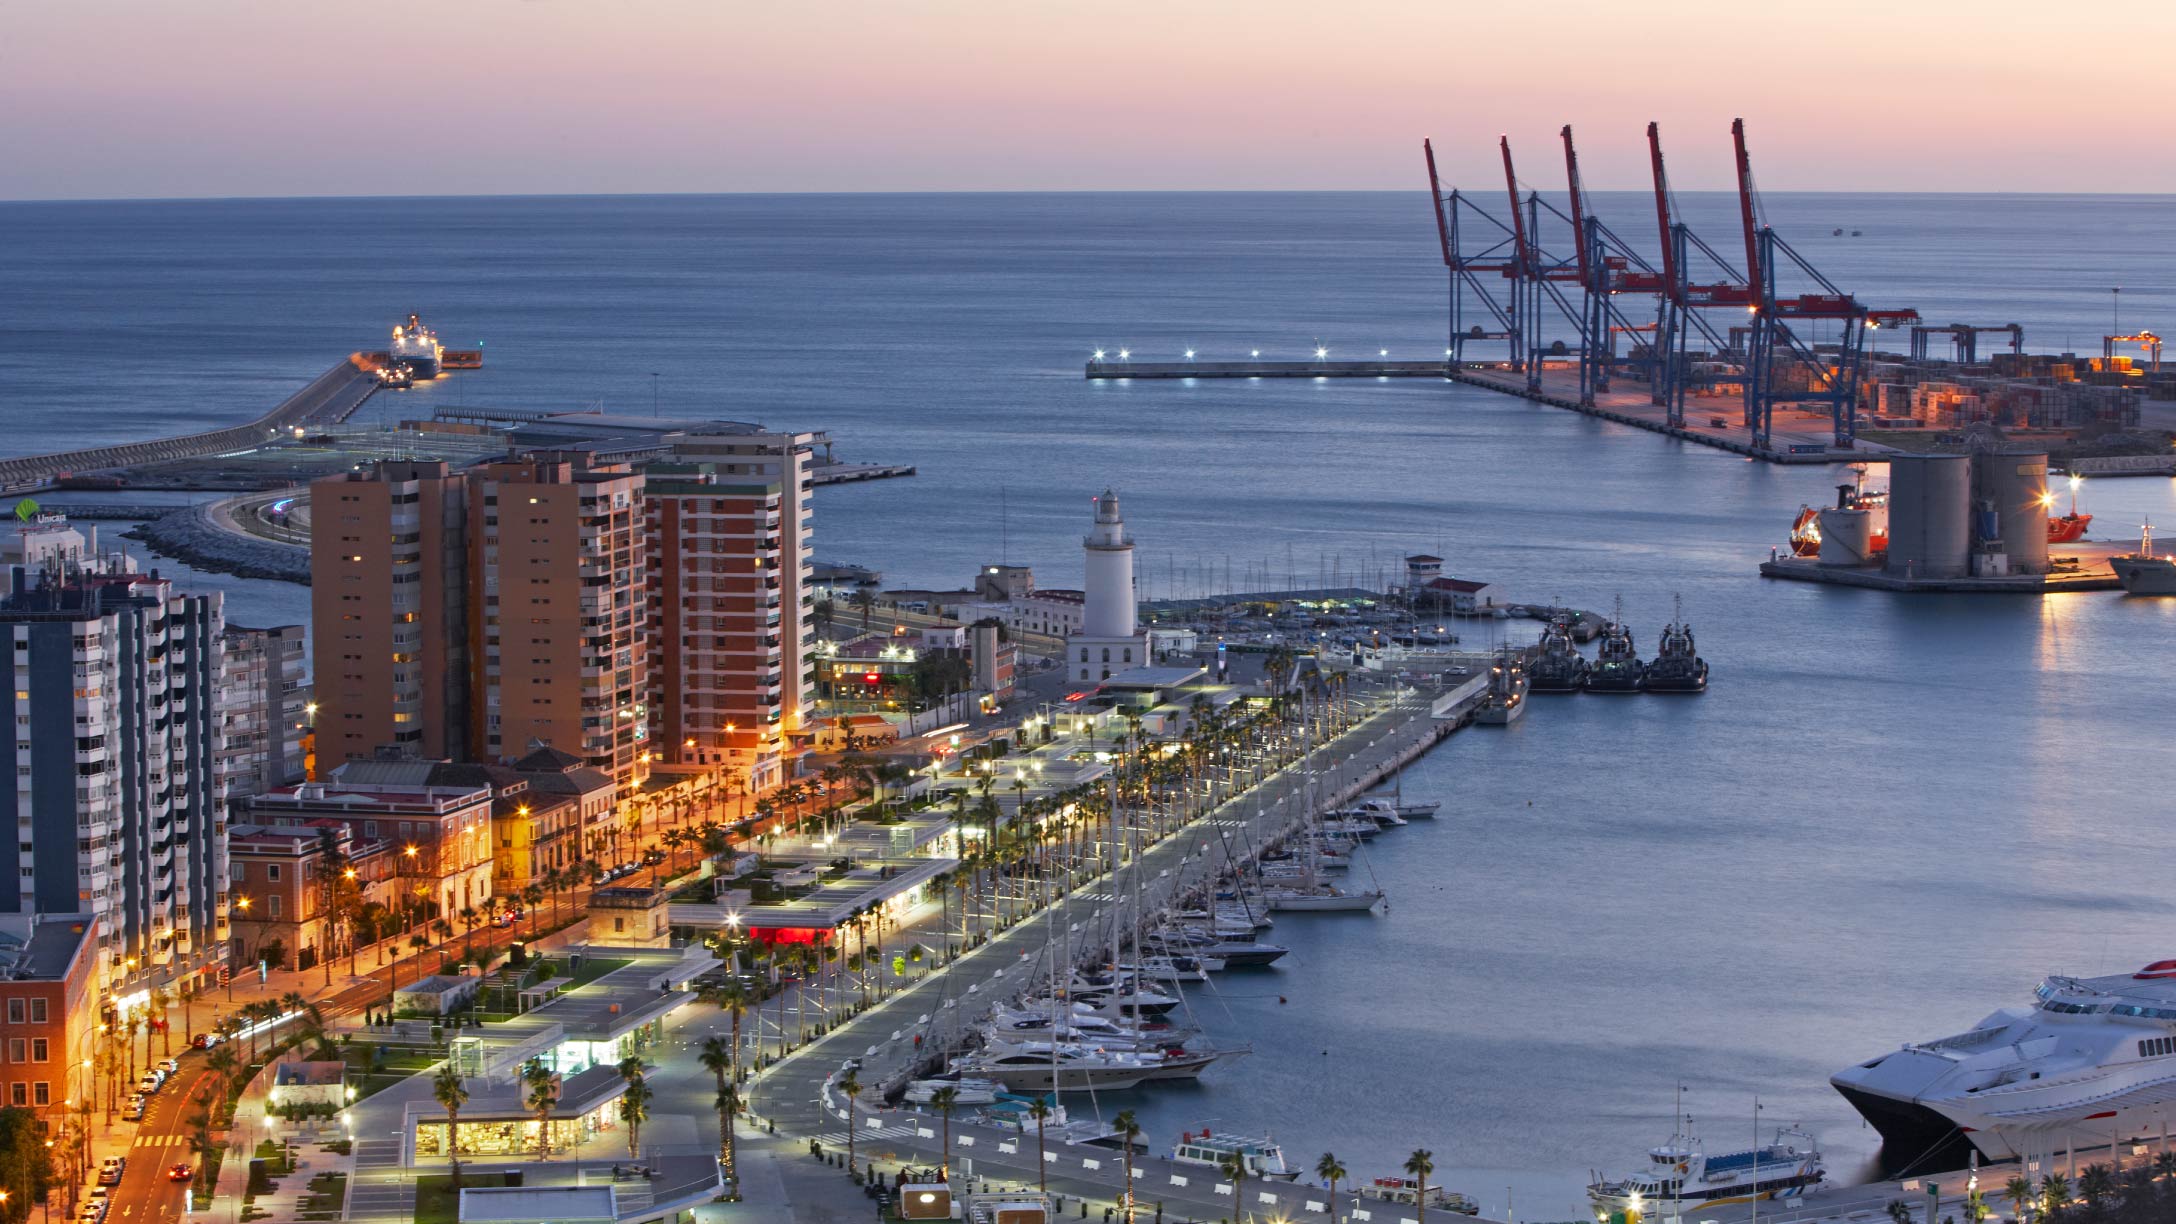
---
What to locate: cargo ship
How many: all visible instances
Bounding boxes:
[389,313,442,381]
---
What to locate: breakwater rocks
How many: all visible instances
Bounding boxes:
[127,504,309,584]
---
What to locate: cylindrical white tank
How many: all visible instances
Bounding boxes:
[1975,451,2049,574]
[1885,454,1972,579]
[1082,489,1137,638]
[1817,509,1873,566]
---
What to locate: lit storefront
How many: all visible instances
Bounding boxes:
[411,1064,627,1158]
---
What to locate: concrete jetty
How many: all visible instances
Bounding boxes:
[0,358,380,493]
[1086,357,1450,380]
[743,670,1500,1224]
[1449,365,1878,463]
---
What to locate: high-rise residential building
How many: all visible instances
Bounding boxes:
[216,624,309,805]
[311,460,471,771]
[0,574,228,999]
[644,431,816,792]
[471,454,650,788]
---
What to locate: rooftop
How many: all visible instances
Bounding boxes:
[0,916,95,982]
[456,1184,617,1223]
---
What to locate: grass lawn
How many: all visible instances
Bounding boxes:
[297,1170,347,1220]
[414,1170,509,1224]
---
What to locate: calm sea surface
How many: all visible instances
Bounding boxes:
[6,192,2176,1216]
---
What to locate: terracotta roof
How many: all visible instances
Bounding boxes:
[1424,577,1493,594]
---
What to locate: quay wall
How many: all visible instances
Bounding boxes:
[1086,358,1449,380]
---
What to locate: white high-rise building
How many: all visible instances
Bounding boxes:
[1071,490,1149,683]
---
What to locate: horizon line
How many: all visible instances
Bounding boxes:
[9,186,2176,207]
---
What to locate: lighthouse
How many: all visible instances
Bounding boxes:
[1072,489,1148,683]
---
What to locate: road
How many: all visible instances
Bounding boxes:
[89,1048,214,1224]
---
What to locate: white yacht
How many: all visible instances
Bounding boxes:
[1171,1129,1299,1180]
[1358,1176,1479,1215]
[903,1077,1006,1106]
[1587,1127,1823,1215]
[1263,882,1384,912]
[1834,961,2176,1168]
[952,1041,1163,1093]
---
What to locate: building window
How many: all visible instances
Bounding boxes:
[1123,648,1132,662]
[268,895,282,918]
[6,1085,19,1107]
[3,1001,19,1025]
[1079,648,1088,662]
[266,865,281,883]
[30,1039,45,1063]
[1101,648,1110,663]
[31,1082,46,1106]
[6,1039,21,1063]
[26,1000,43,1024]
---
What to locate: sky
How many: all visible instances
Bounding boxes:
[5,0,2174,200]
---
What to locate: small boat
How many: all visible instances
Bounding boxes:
[2048,472,2092,544]
[1358,1175,1479,1215]
[1172,1130,1300,1181]
[1182,939,1288,968]
[1642,597,1708,695]
[2111,519,2176,595]
[1263,882,1383,913]
[1527,610,1588,693]
[951,1042,1161,1094]
[903,1077,1005,1106]
[1585,598,1645,693]
[1587,1126,1824,1216]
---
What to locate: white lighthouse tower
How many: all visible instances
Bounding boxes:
[1073,489,1147,683]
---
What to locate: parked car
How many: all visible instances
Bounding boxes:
[136,1072,162,1094]
[190,1032,222,1050]
[119,1098,144,1122]
[98,1156,123,1185]
[157,1057,180,1076]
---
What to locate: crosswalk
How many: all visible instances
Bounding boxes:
[130,1134,191,1151]
[812,1123,921,1146]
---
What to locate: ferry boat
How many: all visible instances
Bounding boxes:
[1585,600,1645,693]
[1587,1127,1824,1216]
[2109,520,2176,595]
[1642,598,1707,694]
[1527,612,1589,693]
[1357,1175,1479,1215]
[1171,1130,1299,1180]
[389,313,443,381]
[1832,961,2176,1170]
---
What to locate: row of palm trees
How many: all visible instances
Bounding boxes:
[1889,1155,2176,1224]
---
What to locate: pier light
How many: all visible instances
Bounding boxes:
[1118,348,1130,360]
[1315,346,1328,359]
[1379,349,1388,357]
[1092,350,1105,361]
[1184,349,1195,359]
[1250,349,1260,358]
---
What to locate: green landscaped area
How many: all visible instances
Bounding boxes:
[414,1170,510,1224]
[299,1170,347,1221]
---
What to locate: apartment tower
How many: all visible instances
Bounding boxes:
[471,454,650,788]
[644,431,817,792]
[310,461,471,771]
[0,574,228,998]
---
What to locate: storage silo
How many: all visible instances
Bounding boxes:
[1884,454,1972,579]
[1816,508,1874,566]
[1975,450,2049,574]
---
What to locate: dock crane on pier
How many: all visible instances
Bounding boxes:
[1647,122,1753,428]
[1560,125,1670,407]
[1733,117,1918,449]
[1424,139,1524,368]
[1498,136,1588,392]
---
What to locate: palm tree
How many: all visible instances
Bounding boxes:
[1316,1152,1348,1221]
[432,1063,468,1189]
[521,884,545,938]
[616,1057,651,1161]
[1218,1150,1250,1223]
[1028,1096,1051,1194]
[1115,1109,1142,1222]
[1404,1148,1436,1224]
[715,1083,740,1199]
[1883,1199,1913,1224]
[930,1086,958,1179]
[2005,1173,2036,1222]
[2041,1172,2071,1216]
[2077,1162,2115,1212]
[2156,1149,2176,1182]
[523,1059,559,1161]
[839,1070,862,1177]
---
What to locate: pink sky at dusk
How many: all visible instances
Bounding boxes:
[4,1,2171,200]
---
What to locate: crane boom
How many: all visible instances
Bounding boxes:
[1731,118,1763,294]
[1647,122,1678,301]
[1560,125,1590,287]
[1423,139,1454,268]
[1499,136,1530,273]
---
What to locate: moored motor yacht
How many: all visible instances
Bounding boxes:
[951,1041,1163,1093]
[1587,1126,1823,1215]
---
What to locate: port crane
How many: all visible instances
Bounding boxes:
[1424,139,1527,368]
[1559,125,1670,406]
[1498,136,1591,392]
[1908,323,2023,365]
[1733,118,1919,449]
[1647,122,1754,427]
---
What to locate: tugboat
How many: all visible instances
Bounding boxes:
[2047,472,2093,544]
[1642,596,1707,694]
[1475,648,1529,723]
[1525,610,1588,693]
[1585,599,1645,693]
[2110,518,2176,595]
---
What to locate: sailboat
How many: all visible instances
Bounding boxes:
[1268,688,1384,913]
